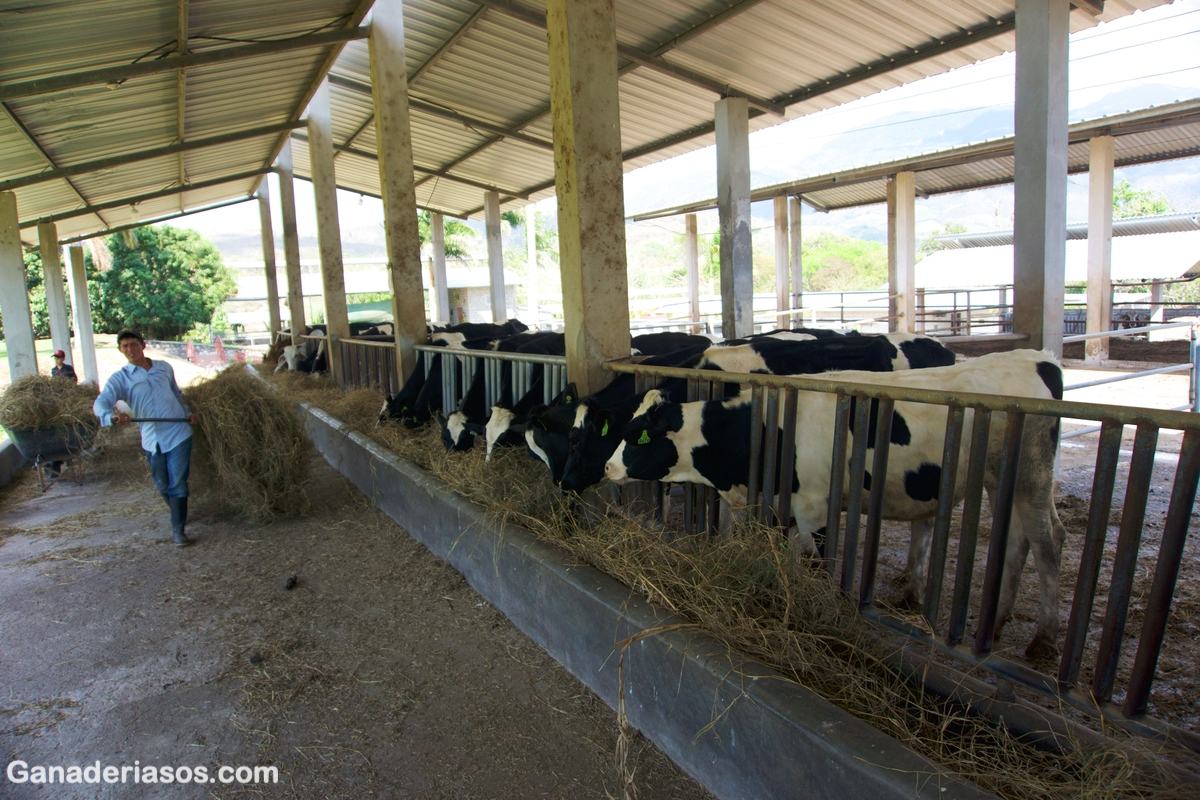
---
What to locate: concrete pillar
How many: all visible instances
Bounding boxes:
[37,222,71,362]
[1085,135,1114,363]
[308,80,350,381]
[525,205,539,328]
[430,212,450,325]
[0,192,36,379]
[67,246,98,385]
[484,190,506,322]
[1150,280,1165,321]
[685,213,700,327]
[371,0,426,382]
[887,172,917,334]
[546,0,631,395]
[774,196,789,326]
[1013,0,1069,357]
[256,181,282,336]
[790,196,803,325]
[276,145,305,343]
[715,97,753,339]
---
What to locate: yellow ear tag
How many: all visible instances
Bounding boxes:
[638,430,650,445]
[601,420,609,436]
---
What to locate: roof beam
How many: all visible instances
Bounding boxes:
[0,121,306,192]
[645,0,770,58]
[0,27,370,103]
[20,168,269,228]
[176,0,189,213]
[473,0,784,116]
[327,74,554,150]
[340,6,489,154]
[0,101,110,228]
[1071,1,1105,16]
[58,196,256,246]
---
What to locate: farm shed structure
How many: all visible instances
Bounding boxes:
[629,97,1200,362]
[0,0,1171,392]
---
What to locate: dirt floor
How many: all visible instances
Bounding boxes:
[0,425,711,799]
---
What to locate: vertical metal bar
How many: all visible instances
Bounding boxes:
[544,364,553,405]
[841,394,872,594]
[1093,424,1159,704]
[825,393,851,577]
[923,405,965,627]
[760,388,781,523]
[1125,428,1200,716]
[775,387,798,533]
[1059,420,1123,688]
[859,397,895,608]
[685,379,699,535]
[947,408,992,646]
[974,409,1025,656]
[1191,329,1199,413]
[746,385,765,512]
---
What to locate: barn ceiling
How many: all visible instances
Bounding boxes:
[0,0,1167,246]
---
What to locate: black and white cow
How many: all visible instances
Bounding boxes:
[629,332,718,356]
[428,319,529,349]
[531,332,956,493]
[605,349,1067,659]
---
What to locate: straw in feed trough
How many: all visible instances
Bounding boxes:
[274,373,1194,800]
[184,366,311,519]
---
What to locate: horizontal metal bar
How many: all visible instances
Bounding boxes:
[414,344,567,366]
[0,28,370,102]
[338,338,397,350]
[1062,320,1196,343]
[1065,362,1192,391]
[604,359,1200,431]
[320,139,532,199]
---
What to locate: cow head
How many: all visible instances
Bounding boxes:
[440,411,477,451]
[485,407,520,461]
[523,402,577,483]
[559,403,624,493]
[605,390,685,483]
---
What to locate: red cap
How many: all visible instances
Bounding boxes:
[53,350,65,358]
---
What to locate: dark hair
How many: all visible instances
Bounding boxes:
[116,329,145,345]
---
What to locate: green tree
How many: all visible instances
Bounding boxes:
[801,232,888,291]
[1113,178,1171,219]
[418,210,474,258]
[89,225,236,339]
[917,221,968,260]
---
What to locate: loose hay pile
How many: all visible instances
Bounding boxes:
[270,373,1197,800]
[0,374,98,431]
[184,365,311,519]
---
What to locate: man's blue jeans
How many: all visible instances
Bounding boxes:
[145,437,192,499]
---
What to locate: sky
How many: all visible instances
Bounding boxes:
[173,0,1200,262]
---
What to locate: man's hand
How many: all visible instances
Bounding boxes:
[188,414,200,426]
[114,412,131,425]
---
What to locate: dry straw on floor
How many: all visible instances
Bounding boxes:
[0,374,98,431]
[184,365,311,520]
[271,374,1197,800]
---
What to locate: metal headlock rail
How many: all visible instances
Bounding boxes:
[604,357,1200,755]
[413,344,569,416]
[335,335,402,396]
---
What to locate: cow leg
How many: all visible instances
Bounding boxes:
[1010,496,1064,661]
[903,518,934,608]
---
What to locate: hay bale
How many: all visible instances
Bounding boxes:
[0,374,98,431]
[183,365,311,519]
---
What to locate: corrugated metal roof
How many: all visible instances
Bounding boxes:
[630,98,1200,220]
[935,211,1200,248]
[2,0,1168,245]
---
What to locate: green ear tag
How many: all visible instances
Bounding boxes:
[601,420,609,436]
[565,395,573,404]
[638,430,650,445]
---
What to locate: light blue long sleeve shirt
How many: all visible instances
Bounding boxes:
[93,360,193,454]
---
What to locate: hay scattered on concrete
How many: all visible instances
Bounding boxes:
[269,373,1196,800]
[0,374,98,431]
[184,365,311,520]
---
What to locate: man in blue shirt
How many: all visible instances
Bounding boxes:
[94,329,200,546]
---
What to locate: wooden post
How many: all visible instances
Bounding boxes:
[1013,0,1069,357]
[257,180,282,336]
[715,97,753,339]
[38,222,72,362]
[545,0,631,395]
[0,191,37,379]
[370,0,427,383]
[774,195,789,328]
[1085,135,1114,363]
[276,144,305,343]
[685,213,700,329]
[67,246,98,384]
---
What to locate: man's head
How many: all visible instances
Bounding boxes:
[117,329,146,363]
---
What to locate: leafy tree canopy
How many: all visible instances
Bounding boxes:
[418,210,474,258]
[801,232,888,292]
[89,225,236,340]
[917,221,969,260]
[1113,178,1172,219]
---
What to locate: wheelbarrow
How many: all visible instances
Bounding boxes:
[4,422,99,492]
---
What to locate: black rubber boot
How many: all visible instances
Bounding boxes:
[169,497,191,547]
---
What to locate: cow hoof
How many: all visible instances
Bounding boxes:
[898,591,922,611]
[1024,635,1059,662]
